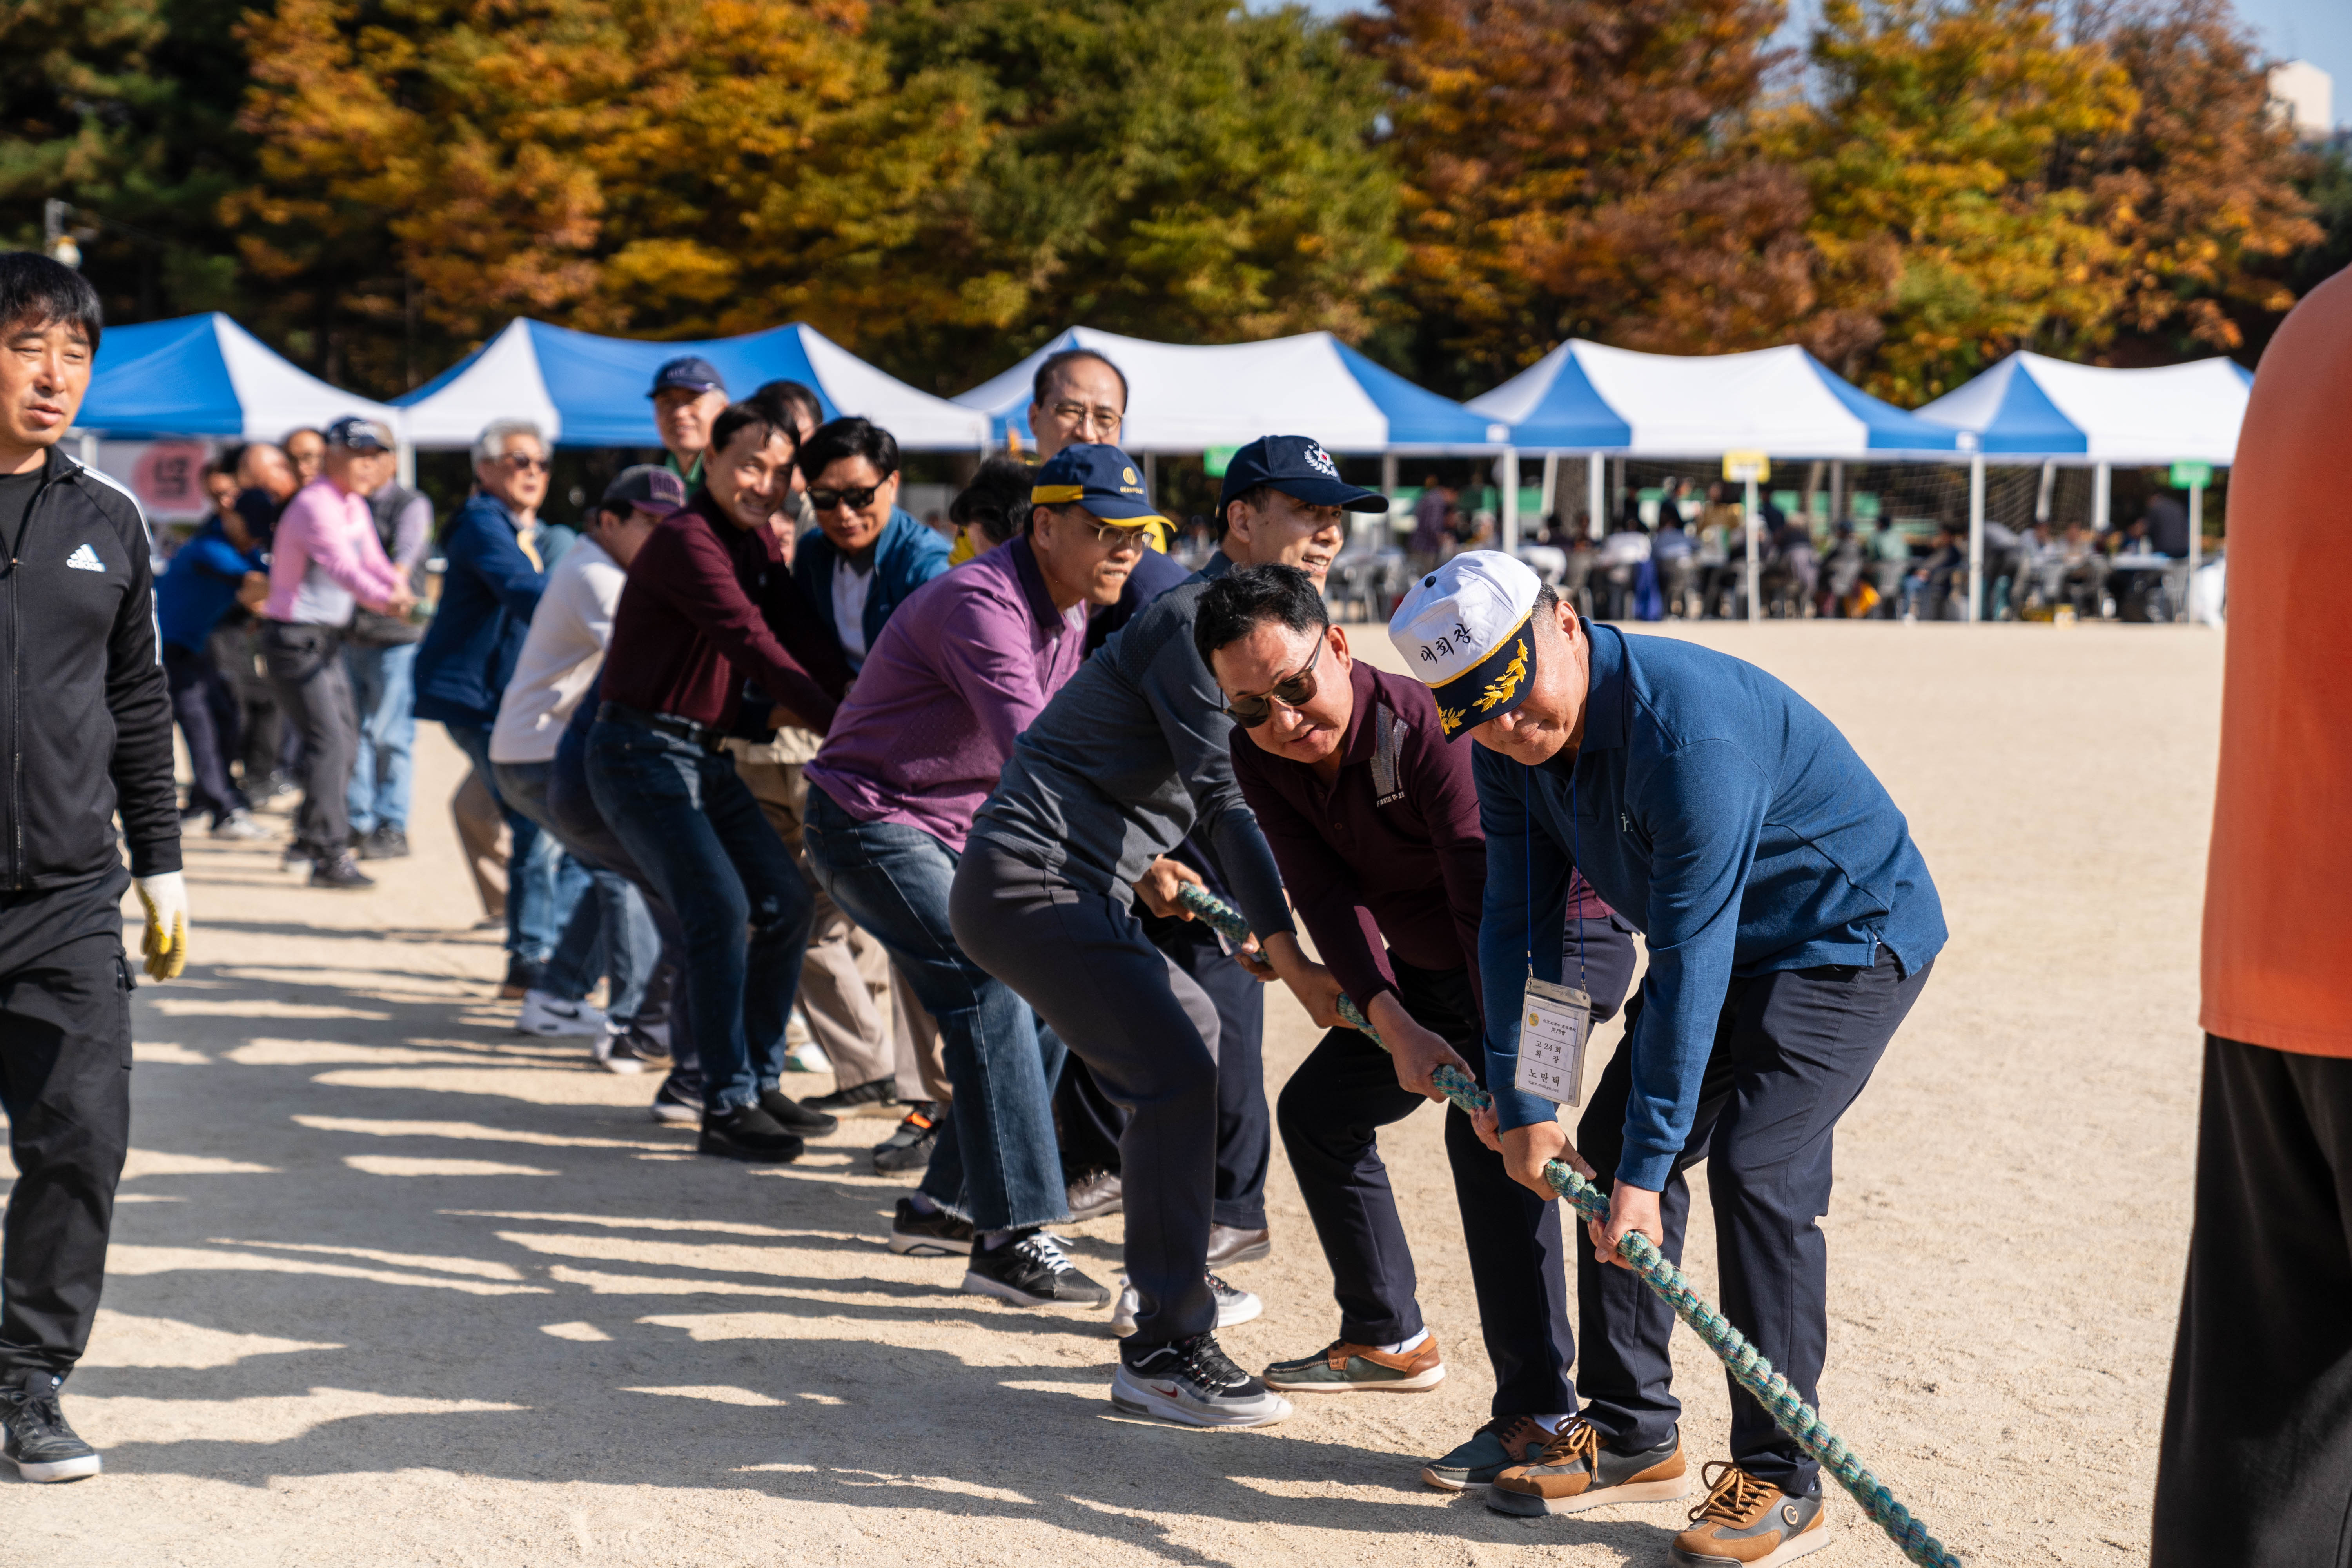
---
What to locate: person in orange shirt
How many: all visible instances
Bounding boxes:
[2152,266,2352,1564]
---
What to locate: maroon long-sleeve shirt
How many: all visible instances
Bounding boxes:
[1230,658,1608,1018]
[601,492,847,731]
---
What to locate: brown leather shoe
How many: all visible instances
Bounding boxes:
[1067,1167,1123,1221]
[1487,1415,1691,1516]
[1668,1463,1828,1565]
[1262,1334,1445,1392]
[1204,1223,1270,1267]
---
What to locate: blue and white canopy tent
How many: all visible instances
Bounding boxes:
[954,326,1509,454]
[393,318,990,451]
[78,312,403,441]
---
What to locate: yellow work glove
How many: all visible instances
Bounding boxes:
[132,871,190,981]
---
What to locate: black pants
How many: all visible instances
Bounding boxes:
[1057,906,1271,1230]
[261,622,357,857]
[952,843,1222,1345]
[164,641,246,826]
[0,923,133,1385]
[1575,951,1931,1496]
[1279,918,1638,1416]
[2153,1035,2352,1566]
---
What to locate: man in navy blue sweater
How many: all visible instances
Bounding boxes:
[1389,551,1944,1566]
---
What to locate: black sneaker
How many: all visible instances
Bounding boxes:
[599,1025,672,1074]
[873,1103,940,1174]
[1,1370,102,1482]
[360,824,411,860]
[758,1086,840,1137]
[697,1104,805,1163]
[960,1230,1112,1307]
[648,1076,701,1125]
[803,1076,898,1117]
[1067,1167,1123,1220]
[888,1197,975,1256]
[310,849,375,888]
[1112,1333,1293,1428]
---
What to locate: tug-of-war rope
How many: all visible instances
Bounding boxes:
[1178,884,1963,1568]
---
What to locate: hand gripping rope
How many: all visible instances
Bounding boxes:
[1177,883,1963,1568]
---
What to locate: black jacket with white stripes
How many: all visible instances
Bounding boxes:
[0,445,180,890]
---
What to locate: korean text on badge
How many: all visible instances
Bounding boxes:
[1514,976,1593,1106]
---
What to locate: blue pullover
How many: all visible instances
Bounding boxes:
[1474,621,1944,1190]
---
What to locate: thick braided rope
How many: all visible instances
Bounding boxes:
[1179,885,1962,1568]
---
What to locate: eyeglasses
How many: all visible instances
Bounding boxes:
[499,454,551,474]
[1085,518,1151,550]
[1222,635,1324,728]
[1049,401,1122,434]
[809,483,886,513]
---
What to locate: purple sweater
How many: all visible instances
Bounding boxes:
[805,537,1088,851]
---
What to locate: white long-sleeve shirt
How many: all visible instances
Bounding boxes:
[488,535,622,765]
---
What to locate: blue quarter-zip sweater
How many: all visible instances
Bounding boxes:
[1474,621,1945,1191]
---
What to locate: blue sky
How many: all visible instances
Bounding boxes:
[1255,0,2347,129]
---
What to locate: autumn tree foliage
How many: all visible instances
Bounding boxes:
[866,0,1404,393]
[230,0,985,388]
[1348,0,1884,397]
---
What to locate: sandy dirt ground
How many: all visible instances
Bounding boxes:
[5,619,2218,1567]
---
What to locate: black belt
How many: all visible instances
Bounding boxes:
[597,701,722,751]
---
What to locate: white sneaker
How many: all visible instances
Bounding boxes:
[784,1039,830,1074]
[210,809,270,841]
[516,989,607,1038]
[1112,1333,1292,1428]
[1109,1273,1261,1337]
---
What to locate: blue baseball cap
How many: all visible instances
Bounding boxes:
[323,414,392,453]
[648,356,726,398]
[1216,434,1387,515]
[1031,443,1167,525]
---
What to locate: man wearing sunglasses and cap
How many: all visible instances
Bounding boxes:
[949,434,1385,1429]
[1390,550,1944,1563]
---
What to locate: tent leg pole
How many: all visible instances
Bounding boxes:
[1540,453,1558,523]
[2093,462,2110,532]
[1381,452,1397,498]
[1830,459,1843,523]
[1500,449,1520,554]
[1967,452,1985,624]
[1744,477,1760,625]
[1588,453,1605,541]
[2187,482,2203,627]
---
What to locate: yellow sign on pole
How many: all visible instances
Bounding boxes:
[1722,450,1770,483]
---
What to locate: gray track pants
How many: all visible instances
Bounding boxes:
[950,840,1221,1346]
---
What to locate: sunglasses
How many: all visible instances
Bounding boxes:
[498,454,551,474]
[1222,635,1324,728]
[809,482,887,513]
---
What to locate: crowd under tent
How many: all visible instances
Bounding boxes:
[393,318,992,452]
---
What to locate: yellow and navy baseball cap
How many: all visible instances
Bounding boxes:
[1387,550,1543,740]
[1032,442,1168,527]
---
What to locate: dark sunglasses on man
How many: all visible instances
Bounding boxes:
[808,480,891,513]
[1222,635,1324,728]
[498,453,551,474]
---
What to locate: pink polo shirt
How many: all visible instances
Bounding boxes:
[262,476,405,626]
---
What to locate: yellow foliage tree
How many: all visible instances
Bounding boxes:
[231,0,984,387]
[1771,0,2139,401]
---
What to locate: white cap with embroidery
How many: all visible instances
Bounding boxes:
[1387,549,1543,740]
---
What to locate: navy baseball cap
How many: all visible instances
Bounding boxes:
[601,465,688,512]
[1031,443,1167,526]
[323,414,392,453]
[648,356,726,398]
[1216,435,1387,515]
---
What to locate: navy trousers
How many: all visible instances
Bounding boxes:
[1279,917,1637,1416]
[1573,951,1932,1497]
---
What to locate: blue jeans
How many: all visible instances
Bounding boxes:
[446,722,584,964]
[494,759,658,1023]
[585,718,811,1114]
[345,641,418,833]
[802,784,1065,1232]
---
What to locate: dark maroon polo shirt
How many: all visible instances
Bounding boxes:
[1230,657,1608,1016]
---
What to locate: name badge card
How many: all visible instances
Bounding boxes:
[1514,977,1593,1106]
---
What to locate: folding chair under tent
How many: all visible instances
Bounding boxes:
[392,318,991,452]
